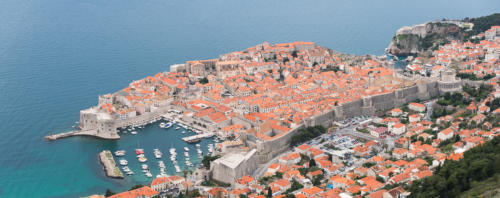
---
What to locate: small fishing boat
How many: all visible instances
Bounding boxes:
[119,159,128,166]
[135,149,144,155]
[114,150,126,156]
[138,157,147,163]
[131,131,138,135]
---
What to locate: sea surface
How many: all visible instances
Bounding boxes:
[0,0,498,197]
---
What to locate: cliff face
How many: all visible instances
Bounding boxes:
[386,22,463,56]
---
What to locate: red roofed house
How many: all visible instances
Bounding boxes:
[391,108,403,117]
[390,123,406,135]
[409,102,426,112]
[300,186,323,197]
[109,186,159,198]
[438,128,454,141]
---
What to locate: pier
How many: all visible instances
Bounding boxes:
[182,132,214,142]
[44,129,120,141]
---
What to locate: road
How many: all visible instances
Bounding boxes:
[424,99,436,121]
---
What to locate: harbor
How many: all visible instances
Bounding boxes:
[94,117,217,181]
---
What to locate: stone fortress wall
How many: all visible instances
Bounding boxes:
[250,80,442,165]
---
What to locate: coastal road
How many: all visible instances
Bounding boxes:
[424,100,436,121]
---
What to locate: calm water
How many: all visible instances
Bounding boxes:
[0,0,498,197]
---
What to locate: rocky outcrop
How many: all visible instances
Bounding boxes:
[386,22,463,56]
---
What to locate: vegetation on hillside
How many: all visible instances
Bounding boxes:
[465,13,500,35]
[408,135,500,198]
[456,73,495,81]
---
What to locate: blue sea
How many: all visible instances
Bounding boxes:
[0,0,498,197]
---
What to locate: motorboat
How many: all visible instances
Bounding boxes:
[153,149,162,159]
[114,150,126,156]
[138,157,147,163]
[184,152,189,157]
[145,172,153,178]
[174,165,181,173]
[141,164,149,170]
[119,159,128,166]
[159,123,166,128]
[184,147,189,151]
[131,131,138,135]
[175,126,180,130]
[135,149,144,155]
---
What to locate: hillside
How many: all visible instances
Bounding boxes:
[386,13,500,56]
[408,135,500,198]
[460,174,500,198]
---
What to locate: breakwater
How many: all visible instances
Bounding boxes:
[98,150,123,179]
[44,129,120,141]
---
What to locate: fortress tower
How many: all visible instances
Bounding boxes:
[438,68,462,93]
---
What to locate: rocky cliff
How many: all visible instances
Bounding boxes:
[386,22,464,56]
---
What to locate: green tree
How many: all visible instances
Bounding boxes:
[199,77,209,84]
[309,158,317,167]
[267,187,273,198]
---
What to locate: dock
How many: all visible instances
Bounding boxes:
[44,129,120,141]
[182,132,214,142]
[98,150,124,179]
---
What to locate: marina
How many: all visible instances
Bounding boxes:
[93,118,217,181]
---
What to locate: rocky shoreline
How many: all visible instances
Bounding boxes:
[98,150,123,179]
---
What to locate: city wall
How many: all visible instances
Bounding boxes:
[251,81,441,163]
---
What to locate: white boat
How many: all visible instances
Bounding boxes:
[153,149,163,159]
[196,144,200,148]
[197,149,203,155]
[175,127,180,130]
[123,166,131,171]
[131,131,138,135]
[184,147,189,151]
[126,171,134,175]
[141,164,149,170]
[119,159,128,166]
[145,172,153,177]
[174,165,181,173]
[114,150,126,156]
[159,123,166,128]
[182,131,186,134]
[138,157,147,162]
[184,152,189,157]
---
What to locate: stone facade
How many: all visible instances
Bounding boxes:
[211,149,258,185]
